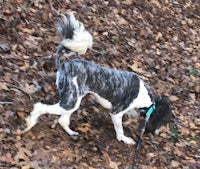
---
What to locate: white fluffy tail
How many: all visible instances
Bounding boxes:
[56,13,93,68]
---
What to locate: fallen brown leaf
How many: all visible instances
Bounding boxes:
[76,123,92,133]
[128,61,144,74]
[169,95,179,102]
[102,151,121,169]
[171,160,180,167]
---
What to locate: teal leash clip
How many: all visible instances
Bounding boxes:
[146,104,156,119]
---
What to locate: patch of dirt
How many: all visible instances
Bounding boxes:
[0,0,199,169]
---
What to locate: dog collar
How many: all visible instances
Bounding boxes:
[146,104,156,119]
[139,104,156,118]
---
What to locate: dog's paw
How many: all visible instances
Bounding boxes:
[122,137,136,145]
[117,136,136,145]
[22,116,37,133]
[154,128,160,135]
[68,129,79,136]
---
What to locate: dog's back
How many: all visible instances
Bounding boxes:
[57,59,142,113]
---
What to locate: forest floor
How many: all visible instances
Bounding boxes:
[0,0,199,169]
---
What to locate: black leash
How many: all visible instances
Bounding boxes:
[131,104,155,169]
[131,137,142,169]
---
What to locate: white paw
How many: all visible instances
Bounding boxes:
[154,129,160,135]
[23,116,37,133]
[118,136,136,145]
[67,129,79,136]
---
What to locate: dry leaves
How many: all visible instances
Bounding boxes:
[128,61,144,74]
[102,151,121,169]
[76,123,92,133]
[169,95,179,102]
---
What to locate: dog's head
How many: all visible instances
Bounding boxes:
[141,97,172,133]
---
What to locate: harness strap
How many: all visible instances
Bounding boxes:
[146,104,156,119]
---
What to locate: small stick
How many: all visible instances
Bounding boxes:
[0,101,13,105]
[90,48,103,55]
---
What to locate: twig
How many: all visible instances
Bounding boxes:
[193,14,200,19]
[90,48,103,54]
[0,101,13,105]
[90,48,109,57]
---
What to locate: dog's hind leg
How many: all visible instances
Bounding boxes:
[23,102,66,133]
[110,112,136,145]
[23,97,83,135]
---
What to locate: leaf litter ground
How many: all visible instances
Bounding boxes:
[0,0,199,169]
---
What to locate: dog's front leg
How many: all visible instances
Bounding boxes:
[110,113,135,145]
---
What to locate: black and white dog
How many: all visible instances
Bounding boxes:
[23,13,171,144]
